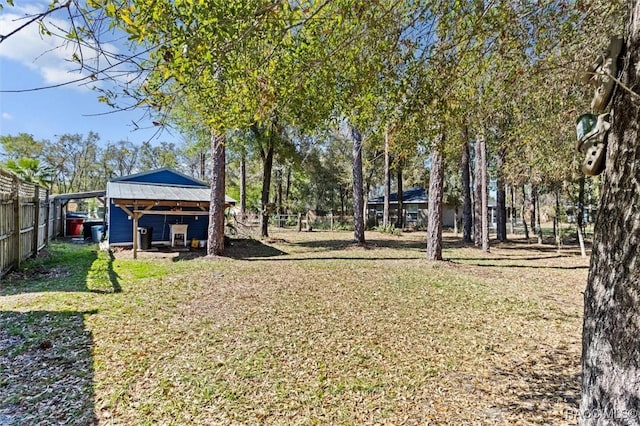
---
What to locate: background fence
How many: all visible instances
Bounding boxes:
[0,170,53,278]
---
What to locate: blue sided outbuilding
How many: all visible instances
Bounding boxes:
[105,168,235,256]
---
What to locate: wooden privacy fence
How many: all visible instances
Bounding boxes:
[0,170,52,278]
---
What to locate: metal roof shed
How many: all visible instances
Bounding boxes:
[106,168,235,258]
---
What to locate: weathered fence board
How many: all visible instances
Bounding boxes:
[0,170,52,278]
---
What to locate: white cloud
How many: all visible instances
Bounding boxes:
[2,112,13,120]
[0,3,122,89]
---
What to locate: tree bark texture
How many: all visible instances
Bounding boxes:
[207,131,226,256]
[383,130,391,228]
[426,145,444,260]
[461,131,473,243]
[351,126,365,244]
[580,5,640,423]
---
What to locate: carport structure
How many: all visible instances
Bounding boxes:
[105,168,234,259]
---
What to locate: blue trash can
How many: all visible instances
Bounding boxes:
[91,225,105,243]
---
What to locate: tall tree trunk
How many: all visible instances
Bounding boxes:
[453,206,458,235]
[396,167,404,229]
[474,139,482,246]
[577,176,587,257]
[554,187,561,252]
[276,168,283,214]
[536,189,543,245]
[461,130,473,243]
[240,154,246,218]
[530,184,537,240]
[426,144,444,260]
[510,186,516,235]
[207,131,226,256]
[496,149,507,242]
[260,143,274,238]
[479,136,490,253]
[351,126,365,245]
[200,151,206,180]
[581,6,640,420]
[577,175,585,239]
[383,130,391,228]
[285,167,291,211]
[522,185,530,241]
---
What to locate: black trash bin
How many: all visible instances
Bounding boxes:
[137,226,153,250]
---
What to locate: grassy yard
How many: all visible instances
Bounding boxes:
[0,230,588,425]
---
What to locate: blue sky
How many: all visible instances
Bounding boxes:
[0,1,165,147]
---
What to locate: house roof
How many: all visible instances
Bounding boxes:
[107,181,236,203]
[368,186,428,204]
[53,190,106,201]
[110,167,208,187]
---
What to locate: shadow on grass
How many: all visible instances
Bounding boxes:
[158,239,288,261]
[449,255,568,262]
[290,238,426,251]
[1,243,122,296]
[450,261,589,270]
[244,256,425,262]
[0,310,97,425]
[106,251,122,293]
[490,345,580,421]
[224,238,288,259]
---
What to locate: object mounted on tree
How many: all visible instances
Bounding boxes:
[576,113,610,176]
[576,36,623,176]
[583,36,623,113]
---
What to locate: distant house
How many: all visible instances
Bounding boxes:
[106,168,235,248]
[367,186,457,228]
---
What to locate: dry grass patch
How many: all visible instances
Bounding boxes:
[0,230,587,425]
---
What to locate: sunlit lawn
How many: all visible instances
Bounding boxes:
[0,229,588,425]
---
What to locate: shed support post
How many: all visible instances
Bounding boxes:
[133,210,139,260]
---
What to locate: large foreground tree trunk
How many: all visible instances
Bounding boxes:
[461,132,473,243]
[426,144,444,260]
[208,131,226,256]
[581,6,640,422]
[351,126,365,245]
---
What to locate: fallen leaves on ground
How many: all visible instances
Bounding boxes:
[0,230,588,425]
